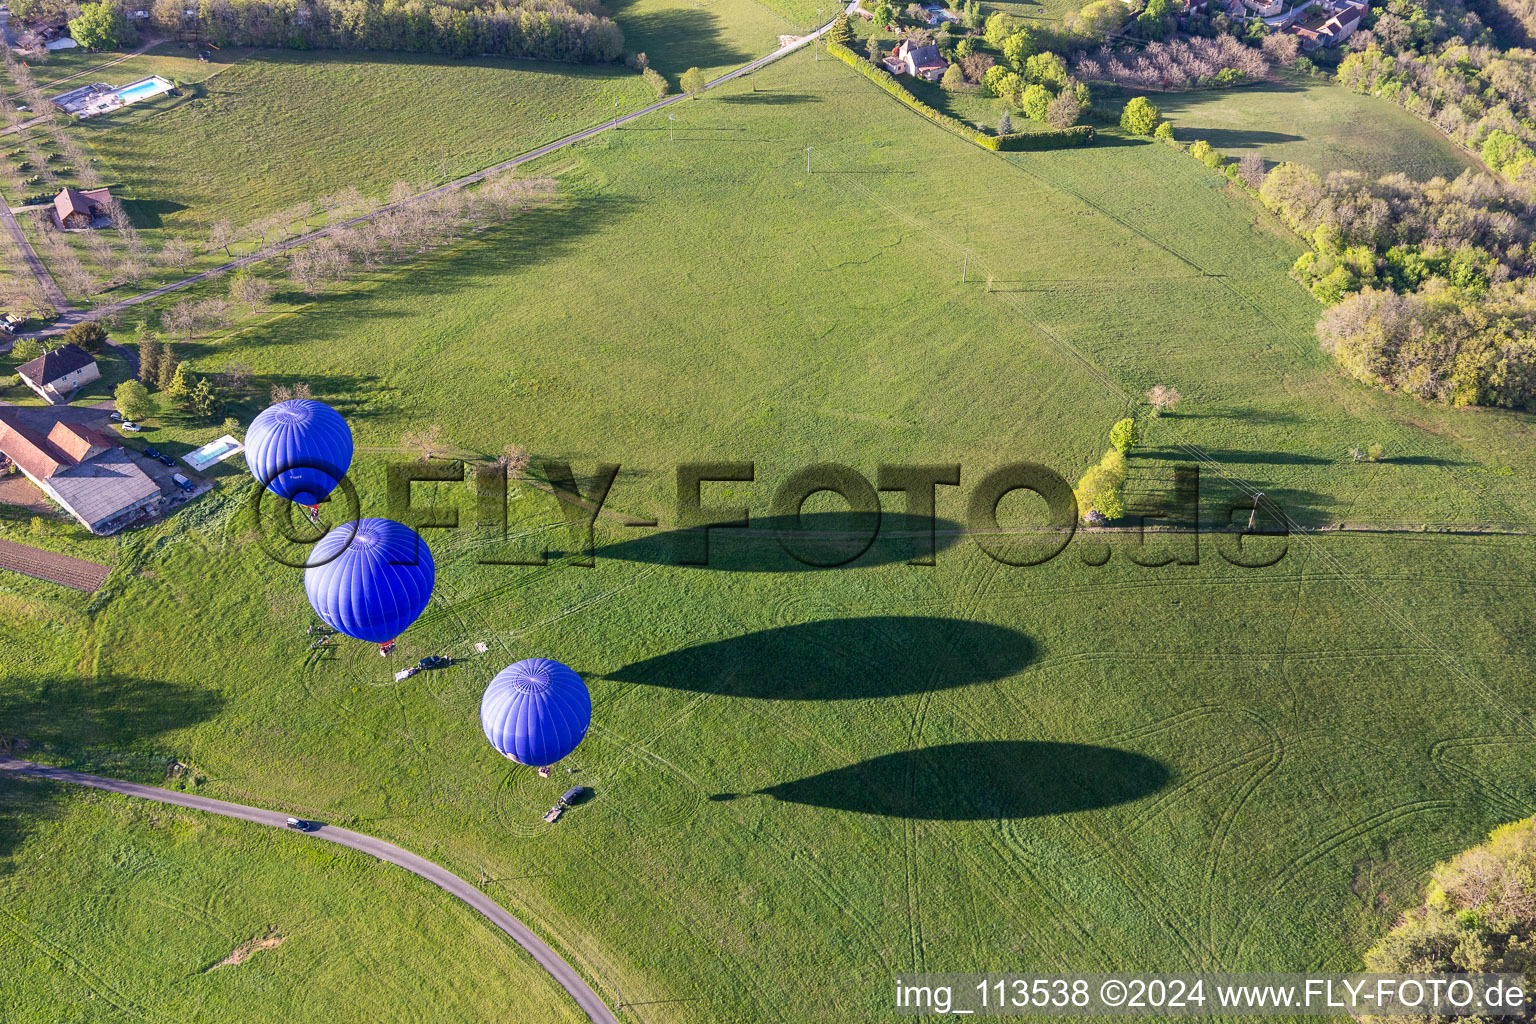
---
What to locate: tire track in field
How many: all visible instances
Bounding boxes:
[1221,798,1456,966]
[934,661,1214,967]
[900,549,1012,972]
[814,149,1536,744]
[1,910,163,1022]
[1427,736,1536,822]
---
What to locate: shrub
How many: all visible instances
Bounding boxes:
[1109,417,1141,453]
[642,67,669,96]
[1154,120,1176,145]
[940,64,966,91]
[1074,448,1128,521]
[1119,95,1160,135]
[1367,443,1385,462]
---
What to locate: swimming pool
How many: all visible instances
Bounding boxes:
[114,76,173,104]
[184,434,245,471]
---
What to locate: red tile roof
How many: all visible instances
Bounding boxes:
[0,409,64,480]
[47,420,118,462]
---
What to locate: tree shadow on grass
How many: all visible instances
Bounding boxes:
[240,195,644,356]
[0,675,225,872]
[603,4,753,78]
[712,741,1169,819]
[1140,447,1333,467]
[1160,127,1303,151]
[607,616,1035,699]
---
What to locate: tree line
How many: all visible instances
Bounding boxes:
[1258,162,1536,408]
[23,0,624,63]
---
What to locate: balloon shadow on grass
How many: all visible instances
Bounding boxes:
[607,616,1035,700]
[587,512,963,573]
[711,741,1169,820]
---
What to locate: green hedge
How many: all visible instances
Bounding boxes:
[995,126,1095,149]
[824,42,1095,152]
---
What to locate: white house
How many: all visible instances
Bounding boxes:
[16,343,99,404]
[883,38,948,81]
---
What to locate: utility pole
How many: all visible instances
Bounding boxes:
[613,98,619,130]
[806,145,812,173]
[815,9,822,57]
[1247,492,1264,532]
[962,249,969,282]
[669,113,675,141]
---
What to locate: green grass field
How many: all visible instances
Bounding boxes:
[78,50,657,238]
[24,40,256,90]
[1133,74,1480,179]
[0,776,586,1024]
[4,42,1536,1024]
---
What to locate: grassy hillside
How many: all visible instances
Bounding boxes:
[3,47,1535,1024]
[0,777,586,1024]
[1135,74,1480,179]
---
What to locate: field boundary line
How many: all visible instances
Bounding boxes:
[0,757,621,1024]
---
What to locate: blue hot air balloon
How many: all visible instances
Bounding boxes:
[304,518,434,645]
[481,659,592,767]
[245,399,353,506]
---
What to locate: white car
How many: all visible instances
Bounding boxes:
[118,421,142,432]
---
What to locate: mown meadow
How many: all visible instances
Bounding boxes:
[0,775,585,1023]
[3,41,1536,1024]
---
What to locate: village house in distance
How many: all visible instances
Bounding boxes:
[53,186,112,229]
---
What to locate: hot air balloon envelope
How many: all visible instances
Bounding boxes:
[304,518,434,643]
[481,659,592,767]
[246,399,353,505]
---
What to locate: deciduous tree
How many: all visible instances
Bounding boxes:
[114,379,154,422]
[1119,95,1160,135]
[1109,417,1141,453]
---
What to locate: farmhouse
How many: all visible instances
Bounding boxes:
[53,186,112,229]
[1293,0,1365,47]
[884,38,948,81]
[16,343,99,403]
[0,410,160,533]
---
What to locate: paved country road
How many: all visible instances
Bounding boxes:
[0,757,620,1024]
